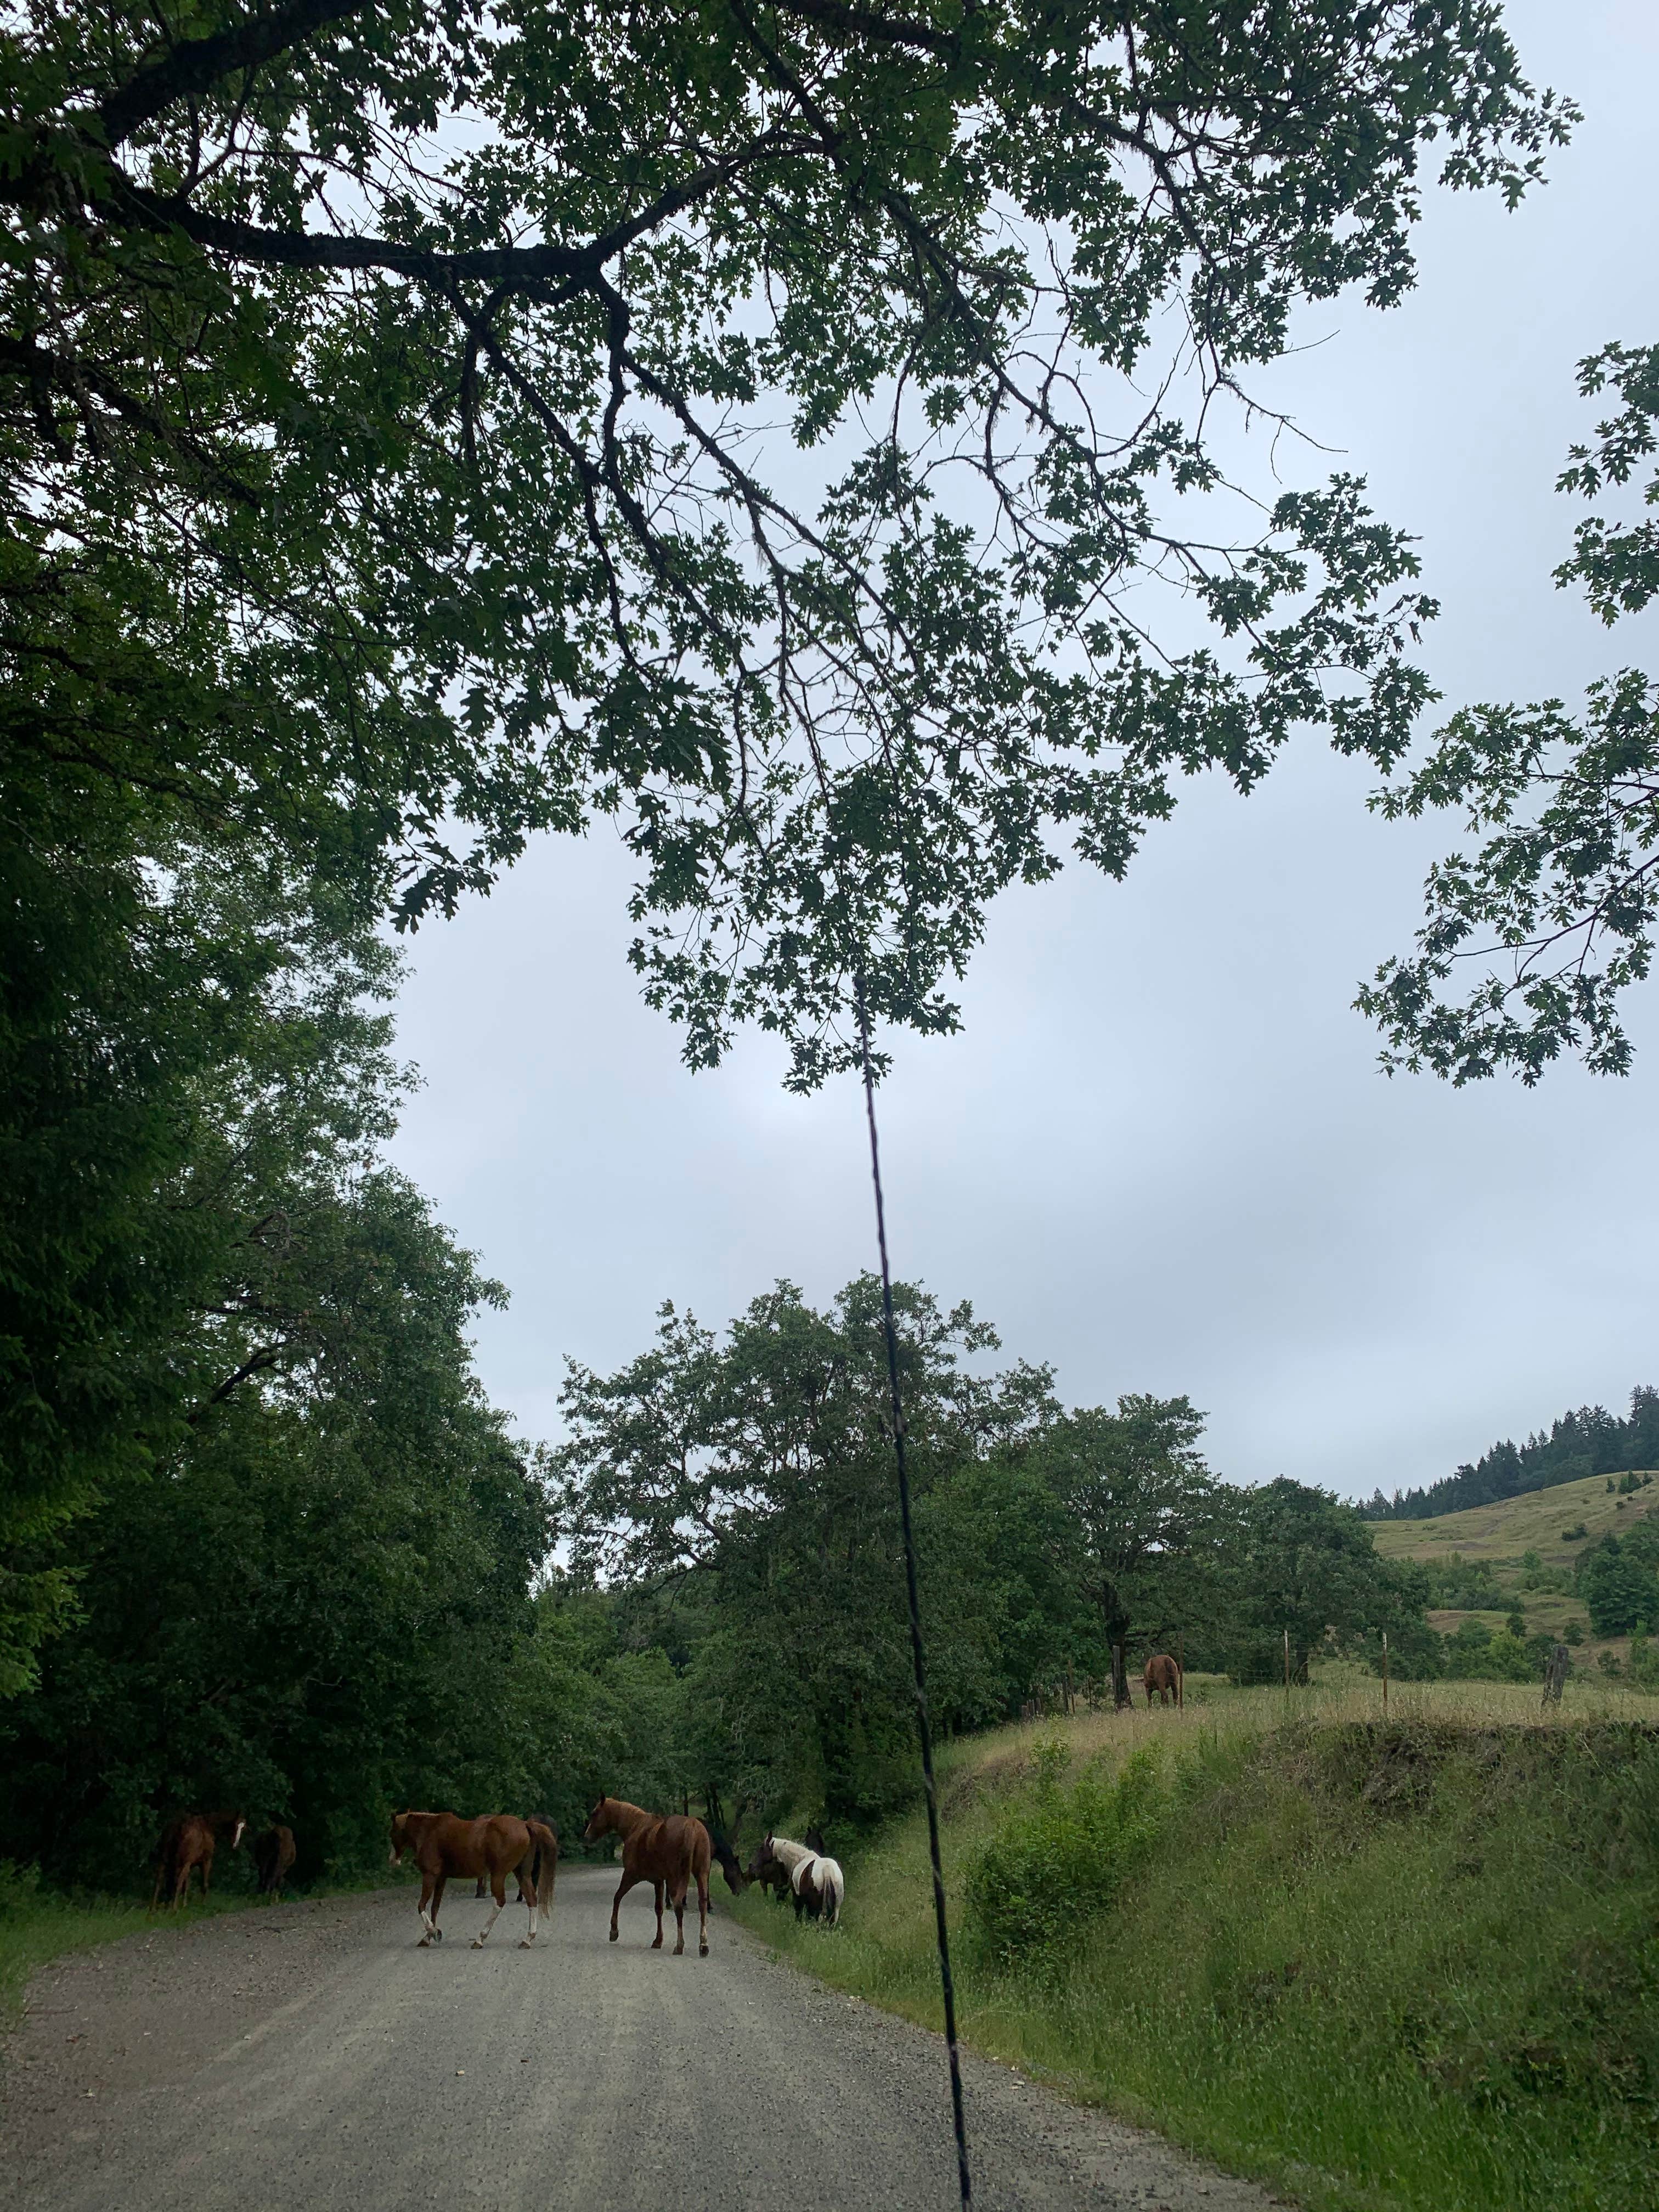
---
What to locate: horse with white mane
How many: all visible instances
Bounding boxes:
[757,1833,844,1926]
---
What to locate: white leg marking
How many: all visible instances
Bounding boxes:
[472,1898,504,1948]
[521,1901,539,1948]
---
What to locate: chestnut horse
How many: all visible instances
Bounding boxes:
[389,1810,558,1948]
[1143,1652,1183,1707]
[150,1810,245,1910]
[744,1839,793,1904]
[253,1824,296,1898]
[583,1796,712,1957]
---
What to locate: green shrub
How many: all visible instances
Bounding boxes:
[963,1738,1165,1970]
[1563,1522,1588,1542]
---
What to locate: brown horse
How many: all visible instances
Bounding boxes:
[253,1824,297,1898]
[745,1839,793,1904]
[150,1810,245,1911]
[583,1796,712,1957]
[1143,1652,1183,1706]
[389,1810,557,1949]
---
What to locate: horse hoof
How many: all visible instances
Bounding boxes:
[608,1928,619,1943]
[699,1942,709,1956]
[519,1937,534,1949]
[472,1936,487,1948]
[651,1936,663,1950]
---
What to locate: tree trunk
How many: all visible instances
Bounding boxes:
[1111,1643,1132,1711]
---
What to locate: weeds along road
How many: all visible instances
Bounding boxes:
[1,1867,1280,2212]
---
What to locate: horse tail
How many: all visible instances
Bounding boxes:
[527,1818,558,1913]
[817,1857,845,1925]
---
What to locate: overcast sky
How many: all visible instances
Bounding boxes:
[388,1,1659,1504]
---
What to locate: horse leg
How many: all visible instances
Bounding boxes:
[609,1869,640,1942]
[417,1872,438,1944]
[473,1870,507,1948]
[428,1872,450,1942]
[516,1849,539,1946]
[201,1845,213,1897]
[669,1877,687,1957]
[696,1869,710,1957]
[652,1878,666,1950]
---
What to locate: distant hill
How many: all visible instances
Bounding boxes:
[1366,1387,1659,1520]
[1366,1468,1650,1570]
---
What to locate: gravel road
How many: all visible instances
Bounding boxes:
[1,1867,1286,2211]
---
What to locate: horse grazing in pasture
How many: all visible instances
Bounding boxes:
[709,1831,748,1896]
[1143,1652,1183,1707]
[583,1796,712,1957]
[389,1810,557,1949]
[754,1834,844,1926]
[150,1810,246,1910]
[745,1838,793,1904]
[253,1824,296,1898]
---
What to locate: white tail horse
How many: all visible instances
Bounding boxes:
[764,1833,844,1926]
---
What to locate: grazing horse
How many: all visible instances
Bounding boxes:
[744,1838,793,1904]
[1143,1652,1183,1707]
[583,1796,712,1958]
[793,1851,845,1925]
[753,1833,845,1925]
[150,1810,245,1911]
[709,1830,748,1896]
[388,1810,557,1949]
[253,1824,296,1898]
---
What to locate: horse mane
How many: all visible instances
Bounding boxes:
[767,1835,813,1873]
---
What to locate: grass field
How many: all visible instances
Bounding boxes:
[1367,1472,1659,1669]
[733,1676,1659,2212]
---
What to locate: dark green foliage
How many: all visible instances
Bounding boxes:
[1370,1386,1659,1519]
[1223,1479,1426,1682]
[1578,1537,1659,1640]
[963,1739,1165,1971]
[0,1172,561,1885]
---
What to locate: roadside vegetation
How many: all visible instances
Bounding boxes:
[732,1679,1659,2212]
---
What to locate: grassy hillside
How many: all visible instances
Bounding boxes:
[1368,1472,1659,1667]
[1368,1470,1650,1570]
[734,1678,1659,2212]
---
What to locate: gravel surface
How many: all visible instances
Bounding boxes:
[0,1867,1289,2211]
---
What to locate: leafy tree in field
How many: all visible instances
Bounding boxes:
[1022,1396,1220,1658]
[1577,1538,1659,1640]
[1363,342,1659,1080]
[556,1274,1056,1820]
[1224,1477,1420,1682]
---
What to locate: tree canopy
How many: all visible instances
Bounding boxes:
[3,1,1569,1083]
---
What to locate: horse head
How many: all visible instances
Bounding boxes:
[582,1795,615,1844]
[710,1831,748,1895]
